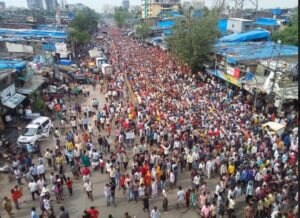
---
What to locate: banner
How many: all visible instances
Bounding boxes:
[6,42,33,53]
[227,66,240,78]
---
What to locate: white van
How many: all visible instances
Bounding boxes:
[17,116,53,146]
[261,121,285,137]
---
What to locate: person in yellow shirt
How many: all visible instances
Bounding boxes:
[66,141,74,151]
[228,163,235,175]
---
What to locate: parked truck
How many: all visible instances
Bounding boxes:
[101,64,113,77]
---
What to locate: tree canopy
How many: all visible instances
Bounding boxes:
[68,7,99,45]
[272,12,298,46]
[135,21,151,39]
[167,15,220,72]
[114,7,132,28]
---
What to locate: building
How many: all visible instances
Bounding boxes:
[0,1,5,13]
[60,0,67,9]
[45,0,58,12]
[204,41,298,112]
[227,18,253,33]
[27,0,44,10]
[141,0,180,19]
[122,0,130,10]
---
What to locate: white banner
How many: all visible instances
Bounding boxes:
[6,42,33,53]
[55,43,67,53]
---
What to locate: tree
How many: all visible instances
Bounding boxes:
[272,12,298,46]
[114,7,132,28]
[135,21,151,39]
[167,16,220,72]
[68,7,99,54]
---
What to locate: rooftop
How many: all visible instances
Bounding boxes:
[228,18,253,22]
[214,41,298,64]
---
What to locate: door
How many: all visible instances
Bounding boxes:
[41,119,50,137]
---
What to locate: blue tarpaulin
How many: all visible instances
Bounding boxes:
[217,19,228,33]
[42,43,56,52]
[0,60,26,70]
[218,29,270,42]
[58,59,74,66]
[254,18,279,26]
[214,41,298,63]
[272,8,282,15]
[0,28,67,39]
[157,19,176,29]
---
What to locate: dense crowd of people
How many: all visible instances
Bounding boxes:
[2,26,298,218]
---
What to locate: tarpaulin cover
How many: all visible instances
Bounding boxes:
[0,28,67,39]
[157,19,176,29]
[217,19,228,33]
[0,60,26,70]
[254,18,279,26]
[42,43,56,52]
[218,29,270,42]
[57,59,74,66]
[272,8,282,15]
[214,41,298,63]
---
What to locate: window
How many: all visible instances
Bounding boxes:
[232,24,235,28]
[42,119,50,128]
[264,69,270,76]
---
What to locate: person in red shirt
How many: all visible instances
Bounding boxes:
[87,206,99,218]
[66,177,73,196]
[81,166,91,182]
[11,188,21,209]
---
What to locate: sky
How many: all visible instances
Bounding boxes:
[3,0,299,13]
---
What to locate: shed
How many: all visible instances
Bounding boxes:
[227,18,253,33]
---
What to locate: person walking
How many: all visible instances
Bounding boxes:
[3,196,13,217]
[104,183,111,206]
[150,206,161,218]
[83,179,94,201]
[31,207,39,218]
[59,206,70,218]
[11,188,21,209]
[28,180,39,201]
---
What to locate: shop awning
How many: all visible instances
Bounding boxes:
[17,75,46,95]
[2,93,26,109]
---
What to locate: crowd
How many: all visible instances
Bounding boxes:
[2,26,298,218]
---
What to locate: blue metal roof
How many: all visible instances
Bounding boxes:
[0,60,26,70]
[218,29,270,42]
[254,17,279,26]
[214,41,298,63]
[0,28,67,39]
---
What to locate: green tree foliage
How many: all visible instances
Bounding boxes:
[135,21,151,39]
[272,12,298,46]
[167,16,220,72]
[114,7,132,28]
[68,7,99,46]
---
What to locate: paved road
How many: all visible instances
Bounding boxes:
[0,83,247,218]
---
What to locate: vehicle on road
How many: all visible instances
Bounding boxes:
[17,116,53,146]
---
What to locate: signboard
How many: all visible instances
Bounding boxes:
[1,84,16,104]
[6,42,33,53]
[55,43,67,53]
[206,68,241,87]
[227,66,240,78]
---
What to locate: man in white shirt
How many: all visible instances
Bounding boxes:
[83,179,93,201]
[28,180,39,200]
[37,162,46,180]
[177,186,185,208]
[193,174,200,192]
[150,206,161,218]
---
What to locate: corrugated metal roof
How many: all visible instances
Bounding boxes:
[218,29,270,43]
[214,41,298,63]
